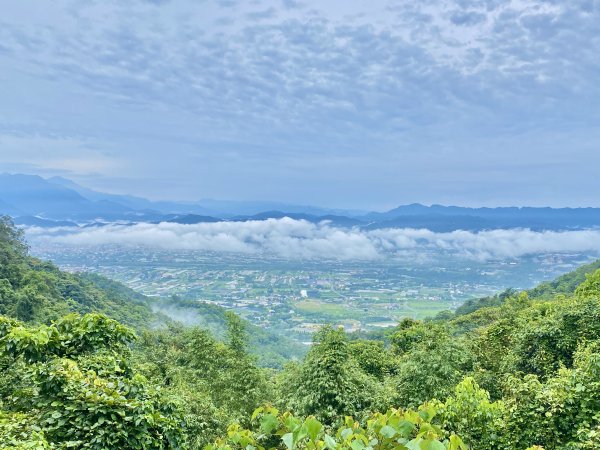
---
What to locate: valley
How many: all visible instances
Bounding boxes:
[30,241,596,343]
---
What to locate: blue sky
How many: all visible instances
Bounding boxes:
[0,0,599,209]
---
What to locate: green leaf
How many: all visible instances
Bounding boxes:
[251,407,264,420]
[324,434,337,449]
[260,413,279,435]
[341,428,353,440]
[448,435,465,450]
[405,438,422,450]
[283,432,294,450]
[379,425,397,439]
[304,417,322,441]
[350,440,365,450]
[397,420,416,437]
[424,441,446,450]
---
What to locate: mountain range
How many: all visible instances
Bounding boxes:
[2,173,600,232]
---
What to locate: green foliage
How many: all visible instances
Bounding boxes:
[154,297,307,368]
[512,297,600,377]
[433,378,505,450]
[0,215,155,327]
[391,322,473,408]
[225,310,248,354]
[0,314,184,449]
[0,411,50,450]
[389,318,427,355]
[278,326,383,424]
[574,268,600,299]
[502,346,600,449]
[529,259,600,300]
[206,405,467,450]
[453,288,517,317]
[348,340,396,380]
[470,278,600,394]
[451,259,600,320]
[133,325,227,448]
[0,216,28,276]
[0,313,135,362]
[134,322,271,448]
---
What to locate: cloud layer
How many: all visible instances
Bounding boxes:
[26,219,600,261]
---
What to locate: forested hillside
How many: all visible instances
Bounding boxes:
[152,297,306,368]
[0,216,155,328]
[1,216,600,449]
[0,216,300,369]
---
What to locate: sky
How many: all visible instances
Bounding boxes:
[1,0,599,209]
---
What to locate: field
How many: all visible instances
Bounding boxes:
[29,242,598,344]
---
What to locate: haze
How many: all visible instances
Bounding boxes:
[27,221,600,261]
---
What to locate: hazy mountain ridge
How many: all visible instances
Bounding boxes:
[3,173,600,231]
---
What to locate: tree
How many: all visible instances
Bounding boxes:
[0,216,27,293]
[134,322,271,448]
[349,339,396,380]
[434,377,505,450]
[574,268,600,300]
[278,326,382,424]
[503,347,600,449]
[391,322,473,408]
[0,313,183,449]
[225,310,248,354]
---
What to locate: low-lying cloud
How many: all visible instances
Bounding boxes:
[25,218,600,261]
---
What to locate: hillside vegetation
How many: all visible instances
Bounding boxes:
[1,216,600,449]
[0,216,299,368]
[0,216,154,328]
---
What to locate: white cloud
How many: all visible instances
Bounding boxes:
[1,0,599,206]
[25,218,600,261]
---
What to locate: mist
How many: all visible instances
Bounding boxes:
[25,218,600,261]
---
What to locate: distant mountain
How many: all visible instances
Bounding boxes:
[0,198,24,216]
[13,216,79,228]
[0,174,222,221]
[232,211,365,227]
[4,174,600,231]
[3,173,348,222]
[364,214,493,232]
[319,214,365,227]
[46,176,215,215]
[159,214,221,224]
[44,175,360,217]
[0,174,136,220]
[47,176,146,206]
[363,204,600,231]
[195,200,364,218]
[0,174,90,218]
